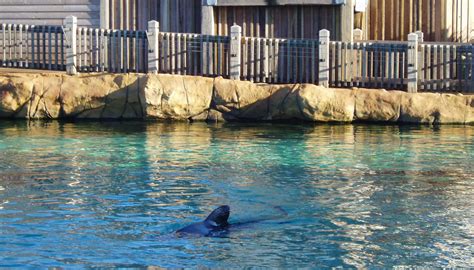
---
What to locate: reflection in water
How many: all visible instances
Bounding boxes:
[0,121,472,268]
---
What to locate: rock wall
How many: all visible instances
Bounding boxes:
[0,71,473,124]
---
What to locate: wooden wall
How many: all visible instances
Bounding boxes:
[0,0,100,27]
[106,0,201,33]
[214,5,341,40]
[366,0,474,42]
[105,1,342,39]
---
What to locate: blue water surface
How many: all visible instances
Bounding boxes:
[0,121,473,268]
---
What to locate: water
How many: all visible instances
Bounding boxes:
[0,121,472,268]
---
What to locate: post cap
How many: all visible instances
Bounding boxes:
[319,29,330,38]
[231,24,242,33]
[408,32,418,41]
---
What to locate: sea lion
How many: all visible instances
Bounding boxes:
[176,205,230,237]
[176,205,287,237]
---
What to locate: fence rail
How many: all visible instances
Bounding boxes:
[0,24,65,71]
[157,33,230,77]
[419,43,474,92]
[241,37,319,84]
[75,27,148,73]
[1,17,474,93]
[329,41,408,89]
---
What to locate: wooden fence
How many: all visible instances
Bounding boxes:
[157,33,229,77]
[241,37,319,84]
[328,41,408,89]
[0,24,65,70]
[1,18,473,93]
[75,27,148,73]
[419,42,474,91]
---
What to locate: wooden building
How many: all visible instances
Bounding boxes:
[0,0,100,28]
[363,0,474,42]
[1,0,473,42]
[102,0,355,41]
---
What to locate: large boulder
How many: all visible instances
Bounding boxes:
[268,84,303,120]
[298,85,355,122]
[61,74,127,118]
[354,88,403,122]
[466,95,474,123]
[0,70,473,124]
[213,78,273,120]
[29,74,62,119]
[399,92,471,124]
[142,74,213,120]
[0,74,38,118]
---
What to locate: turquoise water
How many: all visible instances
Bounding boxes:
[0,121,472,268]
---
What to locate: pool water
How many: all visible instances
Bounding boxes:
[0,121,473,268]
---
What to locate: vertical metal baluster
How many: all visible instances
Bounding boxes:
[19,24,24,68]
[7,24,12,67]
[124,30,128,73]
[1,24,5,66]
[31,25,35,68]
[48,26,52,70]
[54,27,59,70]
[94,29,99,72]
[41,25,46,69]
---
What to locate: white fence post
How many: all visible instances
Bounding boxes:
[353,28,363,41]
[319,29,330,87]
[147,20,159,74]
[230,24,241,80]
[65,16,77,75]
[407,32,419,93]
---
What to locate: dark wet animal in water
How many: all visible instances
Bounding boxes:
[176,205,287,237]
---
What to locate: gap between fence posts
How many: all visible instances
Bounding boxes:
[319,29,330,88]
[65,16,77,75]
[147,20,160,74]
[230,24,241,80]
[407,32,419,93]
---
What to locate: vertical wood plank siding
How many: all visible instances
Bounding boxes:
[107,0,201,33]
[0,0,100,28]
[366,0,474,42]
[214,5,341,40]
[106,2,341,40]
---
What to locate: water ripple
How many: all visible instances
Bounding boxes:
[0,122,472,268]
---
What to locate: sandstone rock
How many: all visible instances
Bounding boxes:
[101,85,128,119]
[207,109,229,122]
[191,110,209,121]
[0,70,473,124]
[399,92,469,124]
[0,74,37,117]
[76,107,104,119]
[125,74,146,119]
[298,85,355,122]
[143,74,213,120]
[466,95,474,124]
[141,75,163,118]
[212,78,240,114]
[30,74,62,119]
[355,88,403,122]
[61,74,127,118]
[213,78,273,120]
[268,84,302,120]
